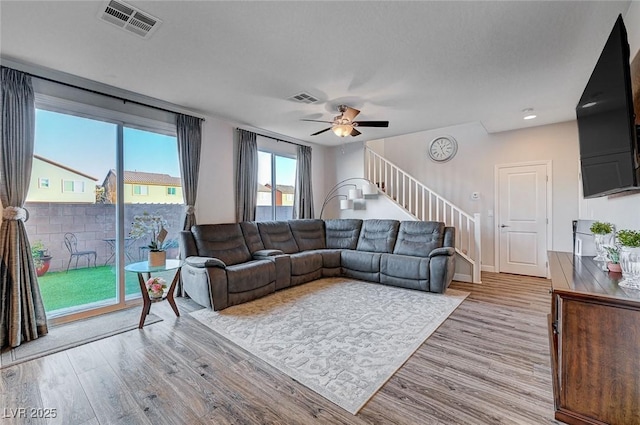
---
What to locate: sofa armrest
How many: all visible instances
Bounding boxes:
[428,247,455,258]
[253,249,284,259]
[185,256,227,269]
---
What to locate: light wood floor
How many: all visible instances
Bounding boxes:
[1,273,561,425]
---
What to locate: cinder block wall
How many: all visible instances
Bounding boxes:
[24,202,184,272]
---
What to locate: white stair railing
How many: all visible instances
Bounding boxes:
[365,147,481,283]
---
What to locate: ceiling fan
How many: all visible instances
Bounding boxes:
[302,105,389,137]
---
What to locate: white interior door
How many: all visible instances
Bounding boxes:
[497,164,548,277]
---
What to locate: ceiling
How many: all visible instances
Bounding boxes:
[0,1,632,146]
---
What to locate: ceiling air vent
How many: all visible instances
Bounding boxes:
[98,0,162,39]
[288,92,319,104]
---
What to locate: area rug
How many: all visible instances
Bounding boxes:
[0,307,162,369]
[190,277,468,414]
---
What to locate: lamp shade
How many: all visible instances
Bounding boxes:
[339,199,354,210]
[362,182,378,196]
[348,188,363,200]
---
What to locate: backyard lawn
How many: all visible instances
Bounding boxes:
[37,266,177,312]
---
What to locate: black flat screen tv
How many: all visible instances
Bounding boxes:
[577,14,640,198]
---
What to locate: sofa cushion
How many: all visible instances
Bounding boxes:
[257,221,300,254]
[325,219,362,249]
[191,224,251,266]
[393,221,445,257]
[356,219,400,253]
[314,248,342,269]
[341,250,381,273]
[289,219,326,251]
[226,260,275,293]
[289,251,323,276]
[380,253,430,280]
[240,221,265,253]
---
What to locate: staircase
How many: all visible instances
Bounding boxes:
[365,147,482,283]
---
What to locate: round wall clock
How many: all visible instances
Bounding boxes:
[428,136,458,163]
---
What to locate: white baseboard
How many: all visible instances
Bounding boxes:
[481,265,495,273]
[453,273,472,283]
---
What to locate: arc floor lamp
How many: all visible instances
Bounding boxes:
[319,178,379,218]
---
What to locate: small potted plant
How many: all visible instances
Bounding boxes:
[31,240,52,277]
[616,229,640,289]
[130,212,168,267]
[603,245,622,273]
[590,221,615,261]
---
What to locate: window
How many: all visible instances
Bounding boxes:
[62,180,85,193]
[167,187,176,195]
[133,185,148,195]
[38,178,50,188]
[256,151,296,221]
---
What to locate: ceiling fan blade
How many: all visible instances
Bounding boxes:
[342,107,360,121]
[353,120,389,127]
[350,128,362,137]
[301,119,334,123]
[310,127,332,136]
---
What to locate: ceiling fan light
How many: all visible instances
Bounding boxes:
[333,124,353,137]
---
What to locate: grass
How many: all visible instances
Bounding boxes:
[37,266,176,312]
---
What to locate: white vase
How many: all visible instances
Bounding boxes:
[593,233,613,261]
[148,250,166,267]
[619,246,640,290]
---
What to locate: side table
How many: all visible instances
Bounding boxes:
[124,259,182,329]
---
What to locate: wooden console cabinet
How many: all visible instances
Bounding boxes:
[548,252,640,425]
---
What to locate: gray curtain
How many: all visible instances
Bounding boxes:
[235,129,258,222]
[176,114,202,231]
[0,67,48,349]
[293,145,314,219]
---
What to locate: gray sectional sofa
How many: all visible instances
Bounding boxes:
[179,219,456,311]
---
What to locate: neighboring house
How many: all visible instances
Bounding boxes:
[257,184,271,206]
[102,170,183,204]
[27,154,98,203]
[257,183,295,206]
[277,185,295,206]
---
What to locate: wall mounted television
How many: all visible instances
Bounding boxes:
[577,14,640,198]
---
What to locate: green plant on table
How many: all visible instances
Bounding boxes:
[603,245,621,264]
[617,229,640,247]
[590,221,614,235]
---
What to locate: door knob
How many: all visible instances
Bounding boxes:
[500,224,510,228]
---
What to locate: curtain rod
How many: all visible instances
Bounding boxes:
[2,65,204,121]
[237,128,307,148]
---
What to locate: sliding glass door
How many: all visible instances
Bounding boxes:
[26,109,119,316]
[123,126,181,300]
[26,106,180,320]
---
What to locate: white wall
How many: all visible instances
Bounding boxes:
[577,4,640,232]
[195,115,237,223]
[329,121,580,269]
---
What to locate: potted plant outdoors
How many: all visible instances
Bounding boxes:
[130,212,168,267]
[603,245,622,273]
[616,229,640,289]
[31,240,53,277]
[590,221,615,261]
